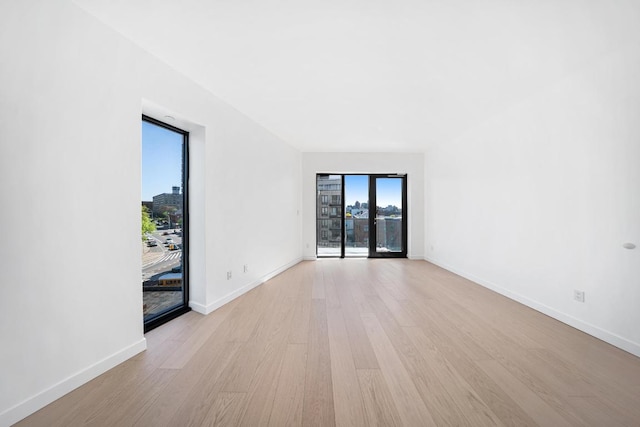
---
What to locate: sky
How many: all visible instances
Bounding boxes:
[344,175,401,208]
[141,120,183,201]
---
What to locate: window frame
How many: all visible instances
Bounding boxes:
[142,114,191,332]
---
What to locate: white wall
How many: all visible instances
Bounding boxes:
[425,41,640,357]
[0,1,301,424]
[302,153,424,259]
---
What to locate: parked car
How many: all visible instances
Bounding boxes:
[147,241,158,247]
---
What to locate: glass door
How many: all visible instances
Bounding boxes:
[141,115,190,332]
[369,175,407,258]
[316,173,407,258]
[344,175,369,257]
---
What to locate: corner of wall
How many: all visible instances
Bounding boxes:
[0,338,147,426]
[424,256,640,359]
[197,257,303,315]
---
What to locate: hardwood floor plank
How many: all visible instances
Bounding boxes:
[236,292,297,426]
[356,369,403,427]
[221,287,269,343]
[323,262,342,309]
[505,308,640,396]
[368,297,485,426]
[267,343,307,427]
[14,360,146,427]
[361,312,437,426]
[331,268,379,370]
[199,392,246,427]
[528,348,640,422]
[132,315,245,426]
[426,300,594,424]
[375,277,414,302]
[312,265,326,300]
[235,341,287,427]
[160,301,236,369]
[403,299,539,425]
[218,341,264,393]
[16,260,640,427]
[403,296,493,362]
[287,266,313,344]
[85,368,178,426]
[326,307,367,427]
[567,395,635,427]
[369,282,416,327]
[48,359,157,427]
[302,299,336,426]
[348,280,376,315]
[141,310,199,347]
[219,295,294,393]
[161,342,243,427]
[402,326,504,427]
[475,359,572,427]
[449,288,544,350]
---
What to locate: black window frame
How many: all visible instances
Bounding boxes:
[315,173,407,259]
[368,174,408,258]
[142,114,191,332]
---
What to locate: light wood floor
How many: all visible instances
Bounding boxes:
[18,260,640,426]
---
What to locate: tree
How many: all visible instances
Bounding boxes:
[141,205,156,239]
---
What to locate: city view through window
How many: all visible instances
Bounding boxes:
[141,118,186,323]
[317,174,404,257]
[374,177,404,254]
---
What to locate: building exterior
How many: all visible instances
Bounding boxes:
[152,186,182,217]
[316,175,342,249]
[141,201,153,213]
[376,216,402,251]
[345,214,369,248]
[353,217,369,248]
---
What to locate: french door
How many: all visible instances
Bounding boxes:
[316,174,407,258]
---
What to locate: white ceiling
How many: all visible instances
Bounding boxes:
[74,0,639,152]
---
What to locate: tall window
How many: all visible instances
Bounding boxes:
[141,115,190,331]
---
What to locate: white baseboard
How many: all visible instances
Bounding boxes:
[303,255,317,261]
[408,254,424,260]
[193,257,303,315]
[424,256,640,358]
[188,300,208,315]
[1,338,147,427]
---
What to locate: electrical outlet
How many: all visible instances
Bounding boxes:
[573,290,585,302]
[227,271,232,280]
[243,264,248,273]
